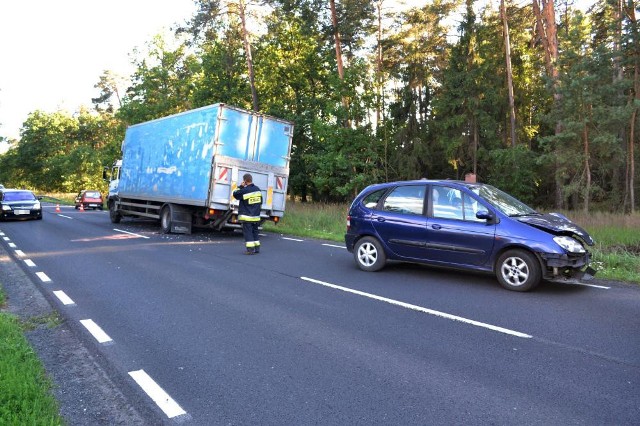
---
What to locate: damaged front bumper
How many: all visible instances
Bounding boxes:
[539,252,597,283]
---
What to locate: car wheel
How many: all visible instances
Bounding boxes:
[109,203,121,224]
[354,236,387,272]
[160,205,172,234]
[496,249,541,291]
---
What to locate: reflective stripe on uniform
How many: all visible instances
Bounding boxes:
[242,191,262,204]
[239,215,260,222]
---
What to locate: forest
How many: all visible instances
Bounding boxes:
[0,0,638,212]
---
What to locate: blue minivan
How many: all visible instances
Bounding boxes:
[345,180,596,291]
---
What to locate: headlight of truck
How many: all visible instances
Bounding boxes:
[554,236,586,253]
[1,205,11,211]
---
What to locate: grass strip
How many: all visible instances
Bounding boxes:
[0,310,64,425]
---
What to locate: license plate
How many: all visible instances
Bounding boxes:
[88,204,97,207]
[14,209,30,215]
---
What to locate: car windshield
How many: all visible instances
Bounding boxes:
[3,191,36,202]
[472,184,537,217]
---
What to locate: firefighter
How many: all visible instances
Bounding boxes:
[233,173,262,254]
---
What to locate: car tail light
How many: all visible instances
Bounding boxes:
[346,215,351,231]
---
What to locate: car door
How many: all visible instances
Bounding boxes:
[370,184,429,260]
[425,185,496,267]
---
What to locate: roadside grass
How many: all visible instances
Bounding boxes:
[265,202,640,284]
[0,285,64,425]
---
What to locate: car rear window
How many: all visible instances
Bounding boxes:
[3,191,36,201]
[85,191,101,198]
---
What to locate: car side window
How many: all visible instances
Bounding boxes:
[462,193,485,222]
[382,185,426,215]
[432,186,485,222]
[432,186,463,220]
[361,189,387,209]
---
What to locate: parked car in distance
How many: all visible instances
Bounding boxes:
[345,180,596,292]
[0,189,43,221]
[75,190,103,210]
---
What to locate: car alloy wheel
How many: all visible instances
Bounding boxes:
[496,249,541,291]
[354,236,386,272]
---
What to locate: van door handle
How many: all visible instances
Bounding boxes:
[431,224,442,230]
[376,217,386,222]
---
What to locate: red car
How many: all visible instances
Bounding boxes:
[75,190,103,210]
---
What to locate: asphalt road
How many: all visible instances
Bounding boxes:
[1,203,639,425]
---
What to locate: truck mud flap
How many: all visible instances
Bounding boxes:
[169,205,193,234]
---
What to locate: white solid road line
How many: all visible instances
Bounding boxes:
[282,237,304,242]
[322,243,346,249]
[128,370,187,419]
[113,228,150,239]
[300,276,533,339]
[80,319,113,344]
[36,272,51,282]
[53,290,75,305]
[57,214,73,219]
[571,282,610,289]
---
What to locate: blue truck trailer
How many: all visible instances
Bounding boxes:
[105,104,294,234]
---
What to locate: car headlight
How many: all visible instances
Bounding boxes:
[554,236,586,253]
[1,205,11,211]
[33,202,41,210]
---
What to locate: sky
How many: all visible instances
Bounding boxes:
[0,0,196,141]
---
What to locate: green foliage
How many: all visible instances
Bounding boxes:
[486,146,539,205]
[1,0,638,212]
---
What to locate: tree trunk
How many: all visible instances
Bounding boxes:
[238,0,259,111]
[330,0,350,126]
[502,0,517,147]
[533,0,563,208]
[626,0,638,213]
[583,116,591,213]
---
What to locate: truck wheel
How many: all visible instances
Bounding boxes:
[496,249,541,292]
[160,205,172,234]
[354,236,387,272]
[109,203,121,224]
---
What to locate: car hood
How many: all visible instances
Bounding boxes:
[516,213,594,246]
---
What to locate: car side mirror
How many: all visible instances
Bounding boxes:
[476,210,494,221]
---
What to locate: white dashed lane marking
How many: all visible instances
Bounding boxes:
[80,319,113,344]
[36,272,51,282]
[322,243,346,249]
[53,290,75,305]
[113,229,150,239]
[128,370,187,419]
[24,259,36,267]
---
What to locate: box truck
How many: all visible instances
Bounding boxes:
[105,104,293,234]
